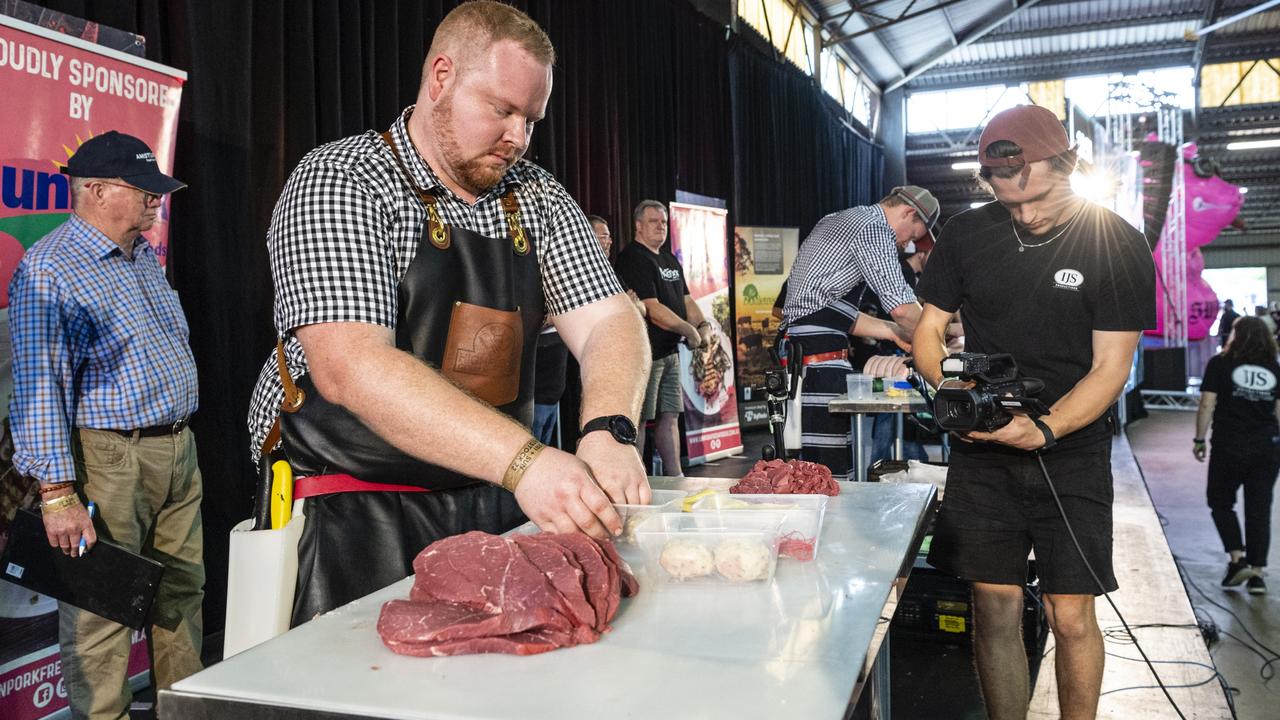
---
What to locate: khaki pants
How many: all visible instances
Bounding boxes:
[59,428,205,720]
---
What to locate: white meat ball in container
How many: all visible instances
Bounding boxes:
[659,538,715,579]
[714,538,772,582]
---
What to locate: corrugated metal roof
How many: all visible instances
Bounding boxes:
[994,0,1205,35]
[940,20,1195,68]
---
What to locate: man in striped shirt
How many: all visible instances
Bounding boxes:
[9,131,203,719]
[780,186,938,479]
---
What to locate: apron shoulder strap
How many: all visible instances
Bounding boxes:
[500,190,530,256]
[260,339,306,457]
[378,130,450,249]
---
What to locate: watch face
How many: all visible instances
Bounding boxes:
[609,416,638,444]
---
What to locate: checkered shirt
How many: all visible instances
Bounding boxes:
[782,204,916,327]
[8,214,199,485]
[246,108,621,461]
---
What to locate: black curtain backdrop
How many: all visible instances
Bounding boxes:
[729,42,885,236]
[30,0,881,631]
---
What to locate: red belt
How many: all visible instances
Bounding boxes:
[780,349,848,367]
[293,474,431,500]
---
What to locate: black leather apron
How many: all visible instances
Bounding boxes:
[283,130,540,623]
[279,146,542,484]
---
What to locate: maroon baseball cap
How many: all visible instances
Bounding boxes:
[978,105,1070,177]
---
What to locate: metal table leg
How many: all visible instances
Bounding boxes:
[893,413,904,461]
[853,412,866,482]
[871,628,891,720]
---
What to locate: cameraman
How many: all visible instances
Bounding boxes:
[913,105,1155,720]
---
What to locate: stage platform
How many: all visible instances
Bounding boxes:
[1029,430,1233,718]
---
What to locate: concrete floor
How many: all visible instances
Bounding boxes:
[1127,409,1280,719]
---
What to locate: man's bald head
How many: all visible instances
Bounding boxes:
[424,1,554,84]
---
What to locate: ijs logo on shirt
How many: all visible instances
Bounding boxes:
[659,267,682,282]
[1232,364,1277,401]
[1053,268,1084,292]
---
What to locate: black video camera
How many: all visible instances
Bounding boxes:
[933,353,1051,432]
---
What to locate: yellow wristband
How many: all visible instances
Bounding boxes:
[502,438,546,493]
[40,493,81,515]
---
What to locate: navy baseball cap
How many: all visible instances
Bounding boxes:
[61,131,186,195]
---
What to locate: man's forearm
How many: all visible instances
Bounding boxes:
[1044,365,1129,439]
[577,306,649,424]
[911,317,950,387]
[307,337,530,485]
[1195,400,1213,440]
[889,302,923,335]
[646,302,697,336]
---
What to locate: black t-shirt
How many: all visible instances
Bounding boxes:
[1217,309,1240,338]
[917,201,1156,456]
[616,242,689,359]
[1202,354,1280,442]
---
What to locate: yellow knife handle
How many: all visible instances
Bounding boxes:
[270,460,293,529]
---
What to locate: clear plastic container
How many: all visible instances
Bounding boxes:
[689,492,829,562]
[613,489,690,544]
[633,511,786,585]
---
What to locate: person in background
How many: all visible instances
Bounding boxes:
[589,214,646,319]
[533,215,626,445]
[780,186,938,480]
[532,323,569,446]
[9,131,204,719]
[1254,304,1276,336]
[1194,315,1280,595]
[615,199,710,476]
[1216,299,1239,350]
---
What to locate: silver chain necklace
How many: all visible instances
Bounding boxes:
[1011,201,1085,252]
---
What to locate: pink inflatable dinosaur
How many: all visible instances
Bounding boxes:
[1148,142,1244,340]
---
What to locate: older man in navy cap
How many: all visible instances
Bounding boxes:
[8,131,202,719]
[913,105,1156,719]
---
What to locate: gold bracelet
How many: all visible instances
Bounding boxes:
[40,493,81,515]
[502,438,546,493]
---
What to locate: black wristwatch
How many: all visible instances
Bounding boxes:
[581,415,638,445]
[1032,417,1056,450]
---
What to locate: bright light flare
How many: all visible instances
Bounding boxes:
[1226,138,1280,151]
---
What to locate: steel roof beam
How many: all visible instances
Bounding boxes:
[824,0,969,46]
[1193,0,1224,126]
[817,1,905,81]
[884,0,1044,94]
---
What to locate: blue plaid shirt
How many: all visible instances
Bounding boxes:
[8,214,198,486]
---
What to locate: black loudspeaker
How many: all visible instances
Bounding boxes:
[1142,348,1187,391]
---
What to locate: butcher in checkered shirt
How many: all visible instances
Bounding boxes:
[246,1,650,621]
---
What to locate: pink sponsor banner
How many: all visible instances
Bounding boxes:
[0,624,149,719]
[0,13,185,301]
[668,201,743,464]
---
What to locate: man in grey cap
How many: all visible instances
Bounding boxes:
[779,186,938,480]
[9,130,203,718]
[914,104,1155,719]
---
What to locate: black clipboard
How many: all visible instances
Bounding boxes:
[0,507,164,630]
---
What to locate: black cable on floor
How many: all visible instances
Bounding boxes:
[1036,453,1187,719]
[1127,450,1278,694]
[1172,555,1280,664]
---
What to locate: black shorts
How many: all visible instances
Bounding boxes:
[927,439,1116,595]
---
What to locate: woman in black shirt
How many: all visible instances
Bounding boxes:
[1195,316,1280,594]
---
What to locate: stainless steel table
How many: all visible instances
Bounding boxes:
[160,478,935,720]
[828,391,930,482]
